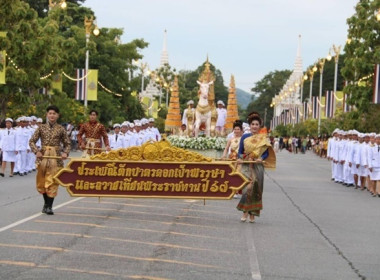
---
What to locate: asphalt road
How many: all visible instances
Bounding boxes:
[0,150,379,280]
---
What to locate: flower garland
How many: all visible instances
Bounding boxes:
[167,136,227,151]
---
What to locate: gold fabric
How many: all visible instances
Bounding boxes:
[196,103,211,115]
[77,121,109,155]
[36,166,62,198]
[29,122,71,167]
[229,137,241,160]
[29,122,70,197]
[243,134,276,169]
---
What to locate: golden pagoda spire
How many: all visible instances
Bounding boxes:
[225,74,239,131]
[164,76,182,131]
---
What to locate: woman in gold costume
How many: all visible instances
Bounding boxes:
[222,120,243,160]
[237,113,276,223]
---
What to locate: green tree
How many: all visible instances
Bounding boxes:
[341,0,380,112]
[0,0,75,119]
[245,70,292,127]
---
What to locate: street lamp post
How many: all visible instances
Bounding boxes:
[317,58,326,136]
[327,45,341,114]
[133,60,149,97]
[83,16,100,108]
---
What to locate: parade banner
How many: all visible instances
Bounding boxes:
[87,69,98,101]
[343,93,351,112]
[152,100,159,118]
[0,31,6,85]
[75,69,87,101]
[303,102,309,120]
[374,64,380,104]
[54,141,249,199]
[325,91,334,118]
[312,96,319,119]
[334,91,344,114]
[48,73,62,95]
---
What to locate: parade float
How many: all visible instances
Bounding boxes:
[164,58,239,158]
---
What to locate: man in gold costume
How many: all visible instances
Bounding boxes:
[77,110,110,155]
[29,105,71,215]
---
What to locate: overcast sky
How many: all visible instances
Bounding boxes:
[83,0,358,93]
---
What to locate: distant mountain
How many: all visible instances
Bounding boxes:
[236,88,255,109]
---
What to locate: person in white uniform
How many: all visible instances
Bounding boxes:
[15,116,31,176]
[0,118,17,177]
[109,123,126,150]
[182,100,195,127]
[368,134,380,196]
[347,130,359,188]
[327,129,339,181]
[216,100,227,136]
[148,118,161,141]
[367,133,377,195]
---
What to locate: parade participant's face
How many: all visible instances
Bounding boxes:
[89,112,97,122]
[135,126,141,132]
[370,136,375,144]
[353,135,358,141]
[5,121,12,129]
[233,126,242,136]
[114,127,120,134]
[181,125,186,131]
[46,110,59,123]
[250,120,260,134]
[364,136,370,143]
[376,138,380,145]
[121,126,127,133]
[20,121,26,128]
[358,137,363,143]
[149,122,154,128]
[218,104,223,109]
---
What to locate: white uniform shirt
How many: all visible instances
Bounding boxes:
[216,108,227,127]
[15,127,31,151]
[360,142,370,167]
[0,128,17,151]
[109,133,126,150]
[368,144,380,169]
[182,108,195,126]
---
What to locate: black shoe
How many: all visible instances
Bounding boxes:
[45,207,54,215]
[24,172,27,176]
[13,172,19,176]
[42,204,48,214]
[19,173,23,176]
[0,173,4,177]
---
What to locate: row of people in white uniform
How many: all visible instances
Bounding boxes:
[0,116,43,177]
[108,118,161,150]
[327,129,380,196]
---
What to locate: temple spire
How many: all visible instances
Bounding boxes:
[294,34,303,74]
[160,29,169,67]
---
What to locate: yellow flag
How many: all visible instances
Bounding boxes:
[48,73,62,95]
[321,96,326,119]
[152,100,158,118]
[335,91,344,114]
[87,69,98,101]
[0,31,7,84]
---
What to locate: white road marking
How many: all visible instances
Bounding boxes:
[0,197,83,233]
[245,225,262,280]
